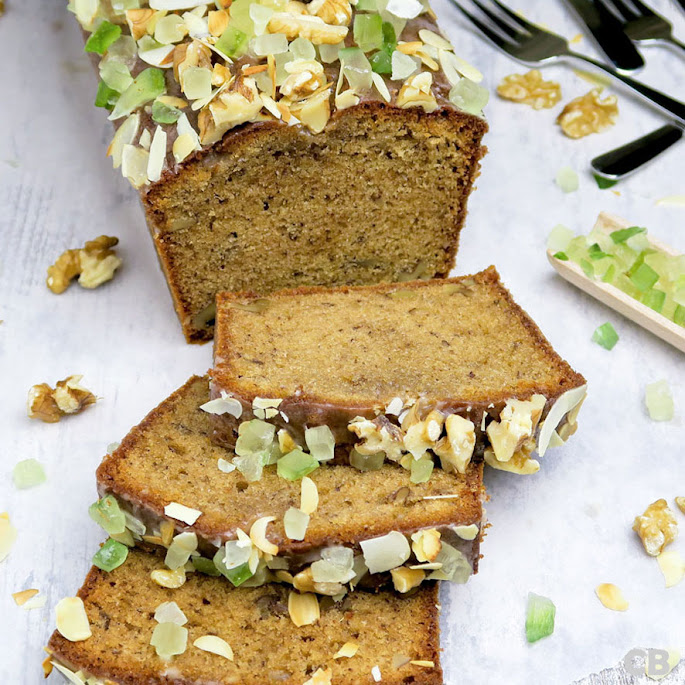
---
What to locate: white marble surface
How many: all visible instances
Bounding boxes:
[1,1,684,683]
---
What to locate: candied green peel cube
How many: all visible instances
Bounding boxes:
[12,459,46,489]
[526,593,556,643]
[92,538,129,572]
[89,495,126,535]
[547,222,685,328]
[592,322,619,350]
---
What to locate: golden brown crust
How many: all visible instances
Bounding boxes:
[48,548,443,685]
[143,103,488,344]
[97,376,484,557]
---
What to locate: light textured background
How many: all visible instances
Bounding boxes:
[0,1,684,683]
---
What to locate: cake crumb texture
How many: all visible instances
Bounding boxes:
[48,548,443,685]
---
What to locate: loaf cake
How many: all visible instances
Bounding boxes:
[70,0,488,342]
[95,375,485,597]
[211,267,587,476]
[47,547,442,684]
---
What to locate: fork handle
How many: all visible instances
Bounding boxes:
[591,124,683,179]
[567,52,685,126]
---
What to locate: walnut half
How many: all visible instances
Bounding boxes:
[557,88,618,139]
[46,236,122,294]
[633,499,678,556]
[496,69,561,109]
[27,376,96,423]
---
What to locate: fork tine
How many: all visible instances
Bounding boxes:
[450,0,517,48]
[471,0,525,39]
[628,0,658,17]
[488,0,542,33]
[607,0,640,20]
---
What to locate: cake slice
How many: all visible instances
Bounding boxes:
[95,376,485,597]
[70,1,488,342]
[47,547,442,685]
[211,267,587,476]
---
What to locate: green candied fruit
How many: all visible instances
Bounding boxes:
[109,68,166,120]
[350,449,384,471]
[214,547,254,586]
[587,243,610,261]
[12,459,46,489]
[673,305,685,327]
[553,252,569,261]
[89,495,126,535]
[410,458,434,484]
[580,259,594,278]
[94,81,119,110]
[547,224,574,253]
[277,449,319,481]
[191,556,222,577]
[642,289,666,313]
[85,20,122,55]
[630,262,659,292]
[216,25,248,59]
[525,593,556,643]
[565,236,590,264]
[427,543,472,583]
[370,49,392,74]
[614,273,642,300]
[304,425,335,462]
[236,419,276,458]
[601,263,616,284]
[592,322,619,350]
[151,98,181,124]
[610,226,645,244]
[593,174,618,190]
[448,79,489,116]
[92,538,129,572]
[354,13,384,53]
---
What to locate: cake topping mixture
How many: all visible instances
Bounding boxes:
[70,0,488,188]
[88,493,474,603]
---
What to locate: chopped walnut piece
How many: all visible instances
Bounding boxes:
[280,60,326,99]
[557,88,618,138]
[174,39,212,84]
[633,499,678,557]
[307,0,352,26]
[433,414,475,474]
[46,235,122,294]
[396,72,438,113]
[267,12,348,45]
[403,410,444,459]
[349,415,404,462]
[27,376,96,423]
[496,69,561,109]
[486,395,546,464]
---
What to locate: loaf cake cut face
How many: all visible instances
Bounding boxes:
[96,376,485,598]
[211,267,587,476]
[47,547,442,685]
[71,1,489,342]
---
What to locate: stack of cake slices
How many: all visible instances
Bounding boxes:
[47,268,586,684]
